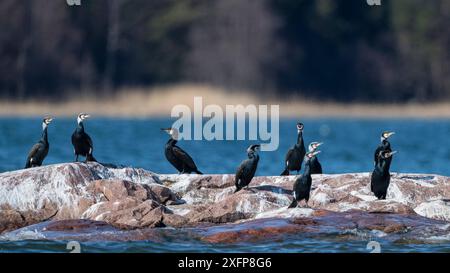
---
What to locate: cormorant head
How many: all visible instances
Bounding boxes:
[161,127,179,140]
[308,142,323,152]
[247,144,261,154]
[77,113,90,124]
[381,131,395,142]
[305,150,321,161]
[42,116,53,130]
[297,122,304,133]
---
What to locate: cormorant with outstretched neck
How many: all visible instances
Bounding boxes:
[72,113,97,162]
[235,144,261,193]
[308,142,323,174]
[288,151,319,208]
[281,122,306,176]
[162,128,202,174]
[371,150,397,200]
[25,117,53,168]
[374,131,394,166]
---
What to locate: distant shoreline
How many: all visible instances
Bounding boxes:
[1,85,450,118]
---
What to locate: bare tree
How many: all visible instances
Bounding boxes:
[102,0,123,93]
[184,0,281,92]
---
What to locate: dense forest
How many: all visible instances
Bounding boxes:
[0,0,449,102]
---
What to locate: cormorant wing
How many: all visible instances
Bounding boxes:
[85,133,94,150]
[235,162,246,180]
[27,143,42,160]
[237,158,258,178]
[374,145,382,165]
[172,145,197,170]
[285,148,295,165]
[235,159,255,187]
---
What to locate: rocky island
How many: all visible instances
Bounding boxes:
[0,162,450,244]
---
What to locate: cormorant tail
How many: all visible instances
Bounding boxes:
[195,170,203,175]
[280,169,289,176]
[288,199,298,209]
[234,187,242,193]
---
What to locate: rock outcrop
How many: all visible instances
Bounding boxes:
[1,162,449,237]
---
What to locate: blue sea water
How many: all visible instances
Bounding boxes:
[0,117,449,253]
[0,117,449,176]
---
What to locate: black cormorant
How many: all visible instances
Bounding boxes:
[288,151,319,208]
[308,142,323,174]
[371,150,397,200]
[71,113,97,162]
[374,131,394,166]
[281,122,306,176]
[234,144,261,193]
[25,117,53,168]
[162,128,203,174]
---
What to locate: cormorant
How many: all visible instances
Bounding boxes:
[25,117,53,168]
[281,122,306,176]
[234,144,260,193]
[371,150,397,200]
[71,113,97,162]
[288,151,319,208]
[308,142,323,174]
[161,127,203,174]
[374,131,395,166]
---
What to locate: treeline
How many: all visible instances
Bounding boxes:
[0,0,449,102]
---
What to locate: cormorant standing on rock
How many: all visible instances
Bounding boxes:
[72,113,97,162]
[234,144,261,193]
[281,123,306,176]
[308,142,323,174]
[374,131,395,166]
[25,117,53,168]
[371,150,397,200]
[288,151,319,208]
[161,128,203,174]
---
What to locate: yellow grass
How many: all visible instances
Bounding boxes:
[0,84,450,118]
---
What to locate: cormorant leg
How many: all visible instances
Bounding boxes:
[75,154,79,162]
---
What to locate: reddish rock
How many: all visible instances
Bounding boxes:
[43,219,111,231]
[1,163,450,235]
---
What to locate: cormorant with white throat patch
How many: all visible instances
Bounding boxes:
[281,122,306,176]
[25,117,53,168]
[162,127,203,174]
[288,151,320,208]
[234,144,261,193]
[72,113,97,162]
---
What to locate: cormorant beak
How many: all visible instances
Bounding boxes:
[383,131,395,139]
[45,117,53,124]
[387,151,397,157]
[314,142,323,149]
[161,128,171,134]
